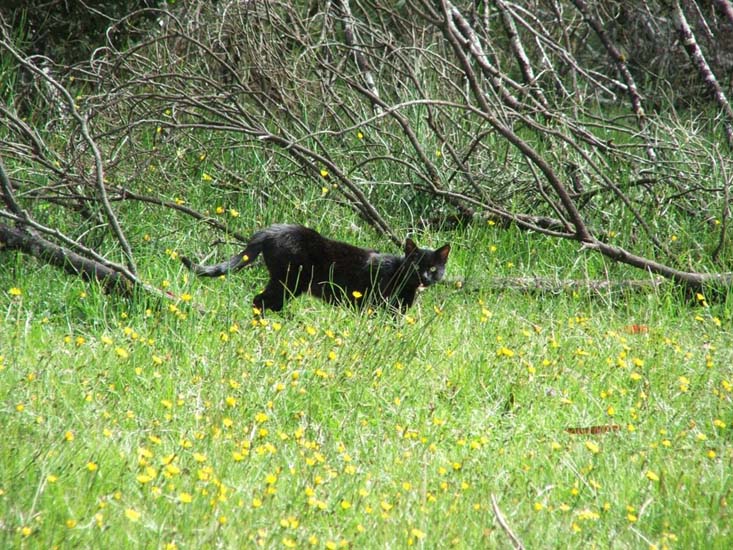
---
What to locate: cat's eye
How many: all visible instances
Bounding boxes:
[429,266,437,273]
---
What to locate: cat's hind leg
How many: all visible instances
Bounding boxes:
[253,265,312,313]
[253,281,286,312]
[253,273,305,313]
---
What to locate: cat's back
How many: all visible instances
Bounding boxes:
[319,230,380,264]
[257,224,315,239]
[267,225,372,254]
[253,224,322,251]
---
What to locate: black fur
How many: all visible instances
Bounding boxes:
[181,224,450,312]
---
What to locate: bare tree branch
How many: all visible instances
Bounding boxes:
[0,34,138,274]
[0,222,133,294]
[672,0,733,148]
[570,0,658,160]
[714,0,733,27]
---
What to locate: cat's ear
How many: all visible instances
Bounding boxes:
[404,238,417,256]
[435,244,451,263]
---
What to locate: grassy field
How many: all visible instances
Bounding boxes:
[2,212,732,549]
[3,2,733,546]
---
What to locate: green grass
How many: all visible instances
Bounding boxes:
[2,221,732,549]
[3,8,732,547]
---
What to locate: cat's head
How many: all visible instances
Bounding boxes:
[404,238,451,287]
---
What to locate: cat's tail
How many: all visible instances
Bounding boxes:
[181,231,268,277]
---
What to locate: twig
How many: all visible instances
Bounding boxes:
[0,155,25,218]
[0,222,133,294]
[570,0,657,160]
[115,187,251,243]
[0,158,137,281]
[334,0,383,115]
[490,494,525,550]
[711,146,731,263]
[494,0,549,109]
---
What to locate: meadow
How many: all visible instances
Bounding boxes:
[3,0,733,546]
[2,205,732,549]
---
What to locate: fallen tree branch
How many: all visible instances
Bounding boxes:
[456,276,667,294]
[587,239,733,291]
[0,222,134,294]
[0,156,134,280]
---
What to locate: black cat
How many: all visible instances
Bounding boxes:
[181,224,450,312]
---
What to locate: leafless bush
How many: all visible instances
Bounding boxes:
[2,0,732,294]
